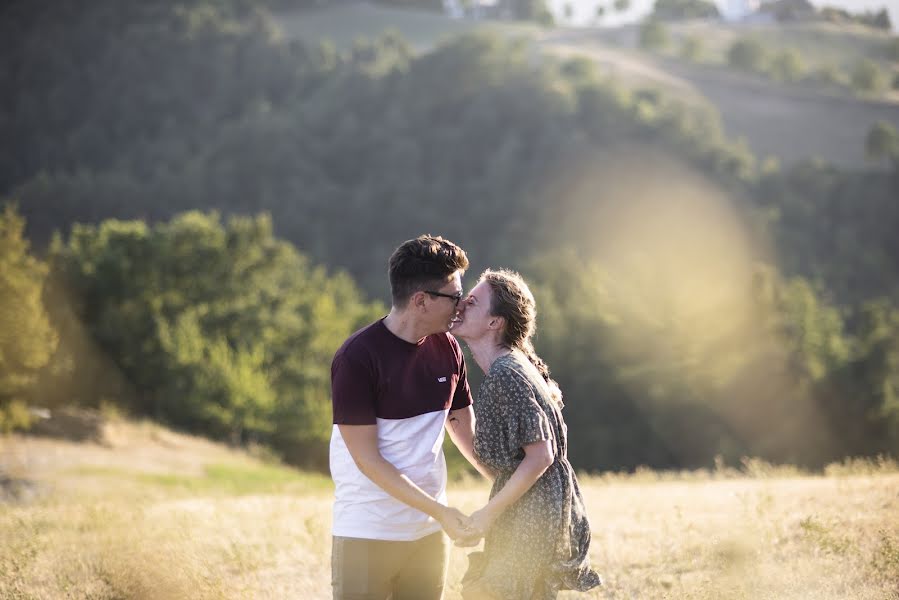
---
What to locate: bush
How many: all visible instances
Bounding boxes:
[728,37,767,73]
[886,37,899,61]
[850,58,886,93]
[651,0,719,20]
[639,19,670,51]
[865,121,899,165]
[0,204,57,432]
[536,4,556,26]
[812,64,843,86]
[769,48,804,82]
[680,35,704,62]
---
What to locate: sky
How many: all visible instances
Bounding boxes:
[547,0,899,31]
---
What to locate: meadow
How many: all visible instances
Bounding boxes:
[4,4,899,597]
[2,418,898,599]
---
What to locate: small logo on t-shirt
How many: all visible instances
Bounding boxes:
[437,376,447,383]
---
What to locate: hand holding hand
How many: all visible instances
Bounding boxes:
[467,506,494,538]
[453,506,495,547]
[453,533,482,547]
[437,506,474,541]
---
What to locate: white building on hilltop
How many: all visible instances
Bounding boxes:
[443,0,504,20]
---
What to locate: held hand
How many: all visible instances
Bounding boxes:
[453,506,494,547]
[437,506,474,541]
[467,507,494,538]
[453,533,482,547]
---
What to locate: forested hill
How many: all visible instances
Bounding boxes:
[3,0,898,472]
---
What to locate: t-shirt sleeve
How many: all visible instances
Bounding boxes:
[499,369,552,450]
[450,336,473,411]
[331,347,377,425]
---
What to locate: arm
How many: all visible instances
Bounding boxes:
[467,439,554,536]
[338,423,471,539]
[445,406,495,482]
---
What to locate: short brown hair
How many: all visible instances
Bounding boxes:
[388,235,469,308]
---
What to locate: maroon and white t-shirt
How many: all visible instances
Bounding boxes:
[329,319,472,541]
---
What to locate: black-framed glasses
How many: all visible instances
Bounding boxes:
[424,290,463,307]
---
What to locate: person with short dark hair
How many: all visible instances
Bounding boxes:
[330,235,487,600]
[451,269,602,600]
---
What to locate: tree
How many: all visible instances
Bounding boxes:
[728,37,767,73]
[868,7,892,30]
[850,58,886,93]
[651,0,719,20]
[0,204,57,431]
[680,35,704,62]
[821,5,892,29]
[865,121,899,168]
[48,211,383,468]
[769,48,804,82]
[886,37,899,62]
[639,20,670,51]
[613,0,630,12]
[7,1,899,469]
[812,63,842,86]
[511,0,555,24]
[851,301,899,454]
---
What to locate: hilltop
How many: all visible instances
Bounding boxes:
[274,4,899,167]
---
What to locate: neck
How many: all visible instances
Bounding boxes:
[383,307,434,344]
[465,335,512,374]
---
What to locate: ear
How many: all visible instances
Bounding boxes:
[488,316,504,331]
[412,291,427,311]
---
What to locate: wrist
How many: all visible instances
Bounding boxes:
[430,503,452,523]
[480,504,500,524]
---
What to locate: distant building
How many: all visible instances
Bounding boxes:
[443,0,464,18]
[443,0,504,20]
[721,0,760,21]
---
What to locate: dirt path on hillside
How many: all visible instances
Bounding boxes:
[540,29,899,168]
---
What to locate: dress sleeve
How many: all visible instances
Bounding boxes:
[497,368,553,450]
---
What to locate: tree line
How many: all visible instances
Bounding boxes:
[2,0,898,471]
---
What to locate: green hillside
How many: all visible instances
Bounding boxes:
[3,0,898,473]
[276,2,537,49]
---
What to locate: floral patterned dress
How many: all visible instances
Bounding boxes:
[462,352,602,600]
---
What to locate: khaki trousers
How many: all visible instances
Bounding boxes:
[331,532,449,600]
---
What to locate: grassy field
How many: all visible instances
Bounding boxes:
[2,419,898,599]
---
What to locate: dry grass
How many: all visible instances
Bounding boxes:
[2,420,898,599]
[570,474,899,599]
